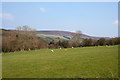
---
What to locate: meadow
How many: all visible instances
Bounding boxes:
[37,34,69,40]
[2,45,118,78]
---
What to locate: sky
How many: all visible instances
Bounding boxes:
[1,2,118,37]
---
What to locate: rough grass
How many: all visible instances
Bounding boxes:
[2,45,118,78]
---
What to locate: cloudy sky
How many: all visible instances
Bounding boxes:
[1,2,118,37]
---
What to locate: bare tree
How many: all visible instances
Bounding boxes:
[16,26,37,51]
[71,30,82,46]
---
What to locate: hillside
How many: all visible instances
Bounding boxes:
[1,29,110,40]
[37,30,110,40]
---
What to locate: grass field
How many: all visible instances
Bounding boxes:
[37,34,70,40]
[2,45,118,78]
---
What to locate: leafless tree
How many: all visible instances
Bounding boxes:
[71,30,82,46]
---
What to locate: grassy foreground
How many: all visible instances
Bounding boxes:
[2,45,118,78]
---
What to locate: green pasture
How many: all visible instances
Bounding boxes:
[37,34,70,40]
[2,45,118,78]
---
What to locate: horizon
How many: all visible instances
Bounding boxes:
[1,2,118,37]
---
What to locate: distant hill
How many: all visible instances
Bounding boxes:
[37,30,110,40]
[1,29,110,40]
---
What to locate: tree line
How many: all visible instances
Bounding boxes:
[48,37,120,49]
[2,26,48,52]
[2,26,120,53]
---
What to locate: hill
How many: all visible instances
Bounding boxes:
[37,30,110,40]
[1,29,110,40]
